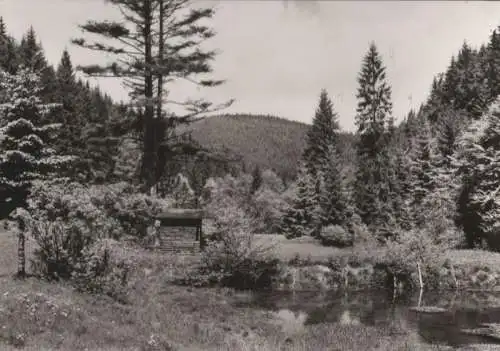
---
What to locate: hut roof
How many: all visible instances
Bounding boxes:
[156,209,204,219]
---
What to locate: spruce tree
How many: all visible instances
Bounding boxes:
[487,28,500,100]
[19,27,47,73]
[303,89,339,176]
[0,17,18,74]
[353,42,395,237]
[354,43,393,153]
[54,50,80,153]
[0,68,73,275]
[454,42,491,118]
[454,101,500,250]
[403,109,418,140]
[423,75,447,124]
[392,145,414,231]
[321,145,349,227]
[0,18,5,40]
[408,117,439,226]
[443,56,460,108]
[303,89,349,231]
[436,108,467,167]
[280,163,316,238]
[0,68,72,211]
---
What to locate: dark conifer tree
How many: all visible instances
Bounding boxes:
[353,42,395,237]
[486,28,500,100]
[72,0,232,191]
[280,163,316,238]
[18,27,47,73]
[303,89,339,176]
[0,17,18,74]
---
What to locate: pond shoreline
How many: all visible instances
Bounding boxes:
[274,259,500,293]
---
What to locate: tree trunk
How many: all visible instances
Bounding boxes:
[153,0,165,188]
[157,0,164,121]
[140,0,156,192]
[17,219,26,278]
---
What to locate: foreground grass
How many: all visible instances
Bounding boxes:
[0,275,441,351]
[0,226,497,350]
[0,226,441,351]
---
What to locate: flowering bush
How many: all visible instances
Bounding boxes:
[202,175,255,231]
[11,179,167,299]
[27,180,122,240]
[26,179,169,242]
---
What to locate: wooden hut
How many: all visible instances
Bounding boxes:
[152,209,205,254]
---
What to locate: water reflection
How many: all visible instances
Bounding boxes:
[239,289,500,347]
[273,309,308,334]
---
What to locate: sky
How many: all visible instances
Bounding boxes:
[2,0,500,132]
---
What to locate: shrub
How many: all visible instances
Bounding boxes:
[319,225,353,247]
[195,231,281,290]
[379,229,445,291]
[10,179,155,300]
[111,190,169,241]
[348,214,376,246]
[30,220,94,280]
[251,187,288,233]
[71,239,130,302]
[26,180,122,239]
[206,195,255,242]
[202,174,255,235]
[26,179,169,243]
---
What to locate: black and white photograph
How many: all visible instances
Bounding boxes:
[2,0,500,350]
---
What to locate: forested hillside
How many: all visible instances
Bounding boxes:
[185,113,355,181]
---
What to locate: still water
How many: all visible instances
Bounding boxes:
[236,289,500,347]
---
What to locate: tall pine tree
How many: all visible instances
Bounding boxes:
[303,89,340,176]
[72,0,232,191]
[0,17,18,74]
[454,100,500,250]
[18,27,47,73]
[353,42,395,238]
[284,89,349,237]
[408,116,439,225]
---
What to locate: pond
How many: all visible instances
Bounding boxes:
[236,289,500,348]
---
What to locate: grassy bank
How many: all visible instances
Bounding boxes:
[2,228,500,350]
[253,234,500,293]
[0,227,448,351]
